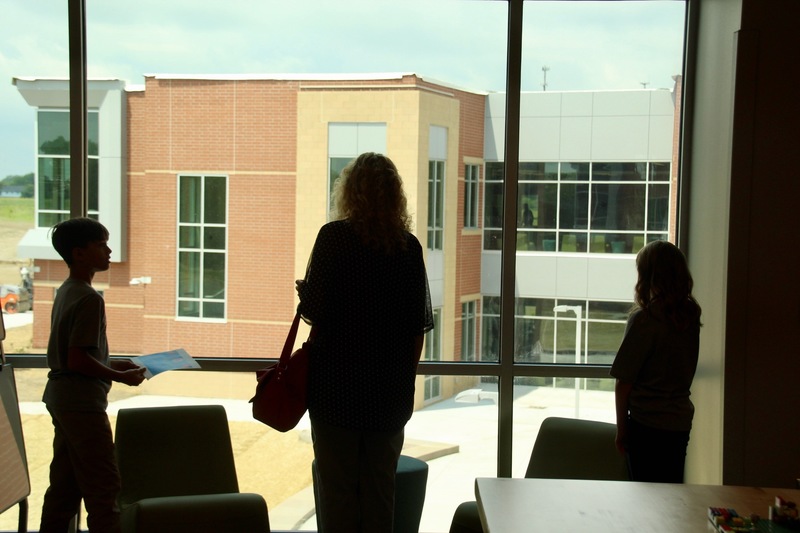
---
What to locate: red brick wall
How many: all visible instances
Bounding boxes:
[76,78,299,357]
[452,89,485,361]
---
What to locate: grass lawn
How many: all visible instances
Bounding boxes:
[0,197,34,224]
[0,197,35,308]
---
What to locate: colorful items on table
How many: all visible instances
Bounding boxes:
[709,497,800,532]
[708,507,759,532]
[770,497,800,531]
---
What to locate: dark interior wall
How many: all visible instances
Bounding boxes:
[724,0,800,487]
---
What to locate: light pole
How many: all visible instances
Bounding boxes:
[553,305,583,416]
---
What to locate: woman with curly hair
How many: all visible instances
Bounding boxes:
[610,239,702,483]
[297,152,433,532]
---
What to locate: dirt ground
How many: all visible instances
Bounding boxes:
[0,384,313,531]
[0,220,32,285]
[0,221,316,530]
[2,367,316,531]
[3,322,33,353]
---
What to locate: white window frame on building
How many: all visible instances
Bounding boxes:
[423,308,443,402]
[327,122,387,216]
[176,174,228,320]
[13,78,129,262]
[35,109,100,228]
[461,300,478,362]
[427,125,448,252]
[464,163,480,229]
[427,160,445,251]
[483,160,671,253]
[480,296,628,366]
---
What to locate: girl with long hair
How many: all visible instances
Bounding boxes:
[610,240,702,483]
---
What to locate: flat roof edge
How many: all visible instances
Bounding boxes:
[145,72,416,81]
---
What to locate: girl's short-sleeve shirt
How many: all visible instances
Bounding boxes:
[610,309,700,432]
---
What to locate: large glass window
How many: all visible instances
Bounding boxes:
[427,160,445,250]
[327,122,387,215]
[36,110,99,227]
[423,308,442,401]
[461,300,478,361]
[328,157,351,214]
[464,163,480,229]
[177,175,227,319]
[1,2,689,531]
[483,161,504,250]
[486,161,671,253]
[482,296,629,365]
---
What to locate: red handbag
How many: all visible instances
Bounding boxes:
[250,313,310,432]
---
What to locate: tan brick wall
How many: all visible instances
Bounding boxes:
[296,87,428,278]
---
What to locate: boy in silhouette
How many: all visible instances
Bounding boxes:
[40,218,146,533]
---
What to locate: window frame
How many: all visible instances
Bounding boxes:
[423,308,443,402]
[10,0,695,487]
[176,174,229,321]
[36,109,100,227]
[427,159,445,250]
[461,300,478,362]
[464,163,480,229]
[485,161,671,253]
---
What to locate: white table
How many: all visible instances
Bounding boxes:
[475,477,800,532]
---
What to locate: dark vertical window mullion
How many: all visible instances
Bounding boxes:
[677,0,697,251]
[497,0,523,479]
[68,0,88,218]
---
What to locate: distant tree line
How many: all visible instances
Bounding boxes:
[1,173,34,198]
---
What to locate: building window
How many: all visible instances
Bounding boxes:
[427,160,445,250]
[464,164,479,229]
[484,161,670,253]
[483,162,504,250]
[480,296,629,366]
[461,300,477,361]
[328,157,352,215]
[177,175,227,319]
[36,110,99,227]
[423,308,442,401]
[327,122,387,216]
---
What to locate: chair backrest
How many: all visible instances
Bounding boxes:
[525,416,629,481]
[116,404,240,505]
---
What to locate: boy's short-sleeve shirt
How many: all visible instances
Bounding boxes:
[43,278,111,412]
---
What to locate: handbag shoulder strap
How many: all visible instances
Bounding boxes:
[280,313,302,365]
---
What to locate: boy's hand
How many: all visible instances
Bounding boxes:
[111,358,140,371]
[117,366,147,386]
[111,358,147,386]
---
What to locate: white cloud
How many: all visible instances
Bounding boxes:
[0,0,685,176]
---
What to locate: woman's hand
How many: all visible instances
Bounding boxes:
[295,279,306,295]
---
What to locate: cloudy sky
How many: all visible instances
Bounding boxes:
[0,0,686,177]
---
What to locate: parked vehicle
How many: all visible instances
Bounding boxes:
[1,284,32,314]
